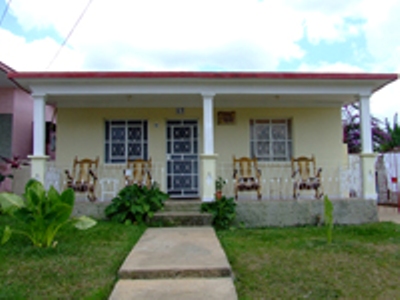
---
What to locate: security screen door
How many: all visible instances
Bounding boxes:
[166,120,199,198]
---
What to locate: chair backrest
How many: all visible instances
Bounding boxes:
[72,156,99,183]
[233,156,259,178]
[291,156,317,180]
[125,158,152,185]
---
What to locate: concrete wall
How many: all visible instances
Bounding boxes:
[234,199,378,227]
[71,199,378,227]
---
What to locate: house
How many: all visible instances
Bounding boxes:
[7,71,398,202]
[0,62,56,191]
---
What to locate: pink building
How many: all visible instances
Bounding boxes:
[0,61,55,191]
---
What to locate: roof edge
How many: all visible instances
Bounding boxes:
[7,71,399,81]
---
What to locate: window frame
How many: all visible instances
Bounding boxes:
[250,119,292,161]
[104,120,148,164]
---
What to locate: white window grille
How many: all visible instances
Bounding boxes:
[105,120,148,163]
[250,119,292,161]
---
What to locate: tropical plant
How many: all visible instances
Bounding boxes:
[342,104,390,153]
[104,183,169,225]
[201,196,236,229]
[215,176,226,191]
[0,179,96,248]
[380,113,400,152]
[324,195,334,244]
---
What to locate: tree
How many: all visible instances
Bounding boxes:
[380,113,400,152]
[342,104,390,154]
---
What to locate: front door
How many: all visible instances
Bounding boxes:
[166,120,199,198]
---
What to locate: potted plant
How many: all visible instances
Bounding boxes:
[215,176,226,200]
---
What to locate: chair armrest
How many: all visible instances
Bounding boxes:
[146,170,152,181]
[255,169,262,181]
[316,168,322,178]
[89,169,98,181]
[64,170,73,181]
[291,169,299,178]
[233,169,238,179]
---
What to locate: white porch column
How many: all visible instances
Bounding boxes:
[359,94,377,200]
[201,93,218,202]
[28,94,49,183]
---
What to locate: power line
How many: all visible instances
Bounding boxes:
[46,0,94,70]
[0,0,13,27]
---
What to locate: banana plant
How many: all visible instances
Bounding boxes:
[0,179,96,248]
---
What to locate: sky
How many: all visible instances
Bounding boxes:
[0,0,399,124]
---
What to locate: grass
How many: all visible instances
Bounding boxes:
[2,213,400,300]
[218,222,400,300]
[0,215,145,300]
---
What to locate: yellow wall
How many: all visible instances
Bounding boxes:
[215,107,343,167]
[57,107,204,166]
[57,106,343,194]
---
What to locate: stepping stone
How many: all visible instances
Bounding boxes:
[109,278,237,300]
[118,227,232,279]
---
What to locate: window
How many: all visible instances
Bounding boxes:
[105,120,148,163]
[250,119,292,161]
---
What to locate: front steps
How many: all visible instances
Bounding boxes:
[149,200,213,227]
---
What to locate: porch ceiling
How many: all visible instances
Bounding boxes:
[8,71,398,108]
[47,93,355,108]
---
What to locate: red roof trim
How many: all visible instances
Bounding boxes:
[0,61,31,94]
[8,71,399,81]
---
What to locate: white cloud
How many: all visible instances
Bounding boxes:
[297,62,365,73]
[371,79,400,123]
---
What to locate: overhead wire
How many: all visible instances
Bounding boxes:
[46,0,94,70]
[0,0,13,27]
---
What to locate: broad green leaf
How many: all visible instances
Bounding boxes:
[47,186,61,205]
[0,193,25,213]
[60,188,75,207]
[25,179,46,200]
[1,226,12,245]
[45,203,72,225]
[74,216,97,230]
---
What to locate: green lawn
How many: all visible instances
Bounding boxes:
[2,214,400,300]
[218,222,400,299]
[0,216,145,300]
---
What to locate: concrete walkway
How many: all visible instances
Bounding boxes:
[378,206,400,224]
[109,227,237,300]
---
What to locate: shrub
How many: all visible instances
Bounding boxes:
[104,184,168,225]
[0,179,96,248]
[201,196,236,230]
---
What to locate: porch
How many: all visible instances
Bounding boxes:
[12,157,362,202]
[7,71,397,203]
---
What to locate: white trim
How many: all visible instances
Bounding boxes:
[32,95,46,156]
[202,93,215,154]
[359,94,372,153]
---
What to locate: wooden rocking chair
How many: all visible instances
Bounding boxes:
[233,156,262,200]
[124,158,152,188]
[65,156,99,202]
[291,155,323,199]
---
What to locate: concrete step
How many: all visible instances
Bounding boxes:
[149,211,213,227]
[118,227,232,280]
[109,278,237,300]
[163,200,202,212]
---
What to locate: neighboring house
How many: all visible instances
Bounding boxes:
[8,71,398,201]
[0,62,55,191]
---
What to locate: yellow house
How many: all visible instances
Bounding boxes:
[9,71,398,202]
